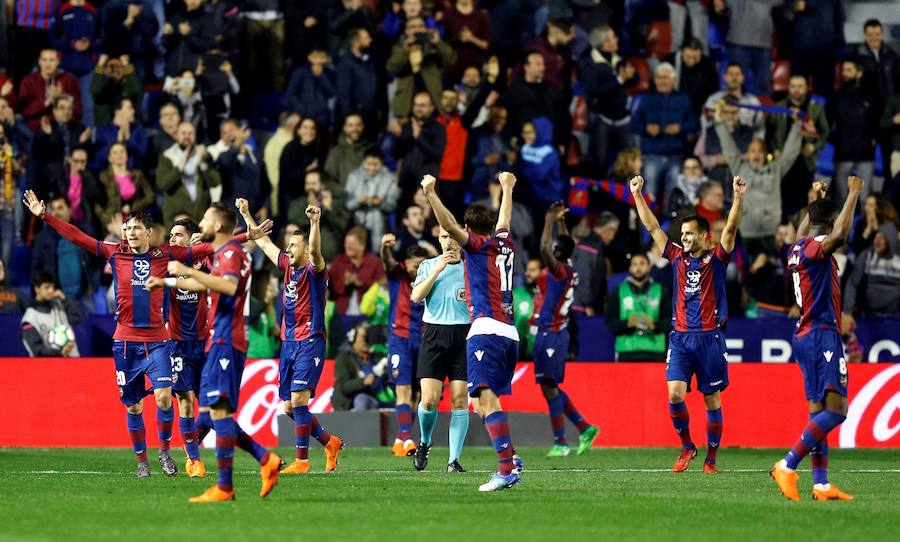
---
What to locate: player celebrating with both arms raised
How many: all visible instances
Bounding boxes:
[631,174,746,473]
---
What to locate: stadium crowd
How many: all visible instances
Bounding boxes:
[1,0,899,360]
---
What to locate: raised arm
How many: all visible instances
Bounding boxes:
[719,176,747,253]
[822,176,864,254]
[411,254,450,303]
[797,181,828,238]
[306,205,325,272]
[380,233,398,274]
[236,197,281,266]
[628,176,669,252]
[540,202,568,268]
[24,190,109,257]
[496,171,516,232]
[149,260,239,296]
[420,174,468,246]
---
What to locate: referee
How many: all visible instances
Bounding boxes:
[410,227,471,472]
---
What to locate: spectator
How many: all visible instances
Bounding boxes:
[578,25,634,173]
[783,0,844,101]
[95,141,154,227]
[709,216,750,315]
[31,196,97,301]
[329,226,384,315]
[475,176,534,277]
[90,55,143,127]
[333,321,389,411]
[666,38,720,115]
[49,0,100,127]
[31,95,91,195]
[163,70,206,139]
[767,75,829,218]
[854,19,900,102]
[632,62,699,201]
[666,156,709,217]
[0,96,32,154]
[325,0,377,55]
[46,146,101,234]
[529,18,580,93]
[694,99,754,188]
[671,179,727,235]
[163,0,215,76]
[284,48,335,132]
[263,110,300,215]
[594,147,644,269]
[442,0,492,79]
[669,1,709,54]
[386,15,457,118]
[572,211,619,316]
[196,53,240,140]
[156,121,222,225]
[720,0,777,95]
[829,59,880,206]
[214,120,265,215]
[844,223,900,318]
[239,0,286,93]
[93,97,148,171]
[0,73,15,109]
[101,1,159,82]
[394,92,446,202]
[394,204,439,259]
[0,258,27,313]
[18,48,82,131]
[513,257,541,358]
[335,27,379,131]
[345,149,399,253]
[469,105,514,201]
[283,1,328,70]
[280,117,326,211]
[325,113,370,188]
[718,109,802,253]
[882,88,900,183]
[605,252,670,361]
[286,170,349,260]
[851,194,899,254]
[702,63,765,139]
[12,0,58,84]
[517,117,563,226]
[748,222,796,317]
[21,271,84,358]
[248,267,279,359]
[381,0,439,45]
[502,50,568,148]
[0,125,23,264]
[146,101,181,176]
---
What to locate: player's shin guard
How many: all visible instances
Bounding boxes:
[213,418,237,491]
[157,405,174,453]
[418,403,438,446]
[294,406,312,461]
[197,411,213,442]
[546,393,567,445]
[126,411,148,463]
[310,415,332,446]
[484,411,515,475]
[396,404,413,441]
[705,408,723,464]
[559,389,590,433]
[785,410,846,470]
[669,401,694,449]
[449,409,469,463]
[180,417,201,460]
[236,425,269,465]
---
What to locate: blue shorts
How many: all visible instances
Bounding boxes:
[666,330,729,395]
[200,344,246,411]
[388,335,420,387]
[113,340,172,406]
[168,339,206,394]
[792,329,849,401]
[534,329,569,385]
[467,333,519,397]
[279,336,327,400]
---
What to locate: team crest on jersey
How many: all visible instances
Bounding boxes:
[456,288,466,301]
[685,269,701,294]
[152,249,162,258]
[703,255,711,264]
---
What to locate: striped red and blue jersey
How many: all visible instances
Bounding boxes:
[43,213,216,342]
[388,263,423,341]
[16,0,58,29]
[164,257,209,342]
[278,253,328,342]
[664,240,731,332]
[463,228,515,325]
[530,260,575,332]
[207,240,251,352]
[788,236,841,337]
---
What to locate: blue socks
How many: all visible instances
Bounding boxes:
[156,405,174,453]
[785,410,846,470]
[669,401,694,449]
[705,408,723,465]
[418,403,438,446]
[294,405,312,461]
[213,417,237,491]
[197,411,213,442]
[126,411,147,463]
[180,417,200,460]
[546,393,567,445]
[448,409,469,463]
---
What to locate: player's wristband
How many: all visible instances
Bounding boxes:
[164,278,177,288]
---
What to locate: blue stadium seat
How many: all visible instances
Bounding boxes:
[607,271,630,293]
[816,142,834,177]
[874,145,884,177]
[249,91,285,131]
[8,244,31,289]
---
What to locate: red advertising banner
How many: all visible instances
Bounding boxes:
[1,359,898,448]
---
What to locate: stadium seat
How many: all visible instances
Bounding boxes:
[771,60,791,93]
[8,245,31,289]
[626,56,651,96]
[875,145,884,177]
[606,271,630,293]
[816,142,835,177]
[249,91,285,131]
[646,21,672,59]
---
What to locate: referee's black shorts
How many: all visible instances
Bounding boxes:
[417,323,470,382]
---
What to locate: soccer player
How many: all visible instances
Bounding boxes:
[22,190,269,478]
[409,228,472,472]
[380,234,429,458]
[532,202,600,458]
[164,219,210,477]
[631,174,746,473]
[149,203,283,502]
[771,178,862,502]
[235,198,345,475]
[421,172,523,491]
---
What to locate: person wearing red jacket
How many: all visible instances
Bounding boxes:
[17,48,82,131]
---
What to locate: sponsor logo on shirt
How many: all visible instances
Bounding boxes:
[685,269,701,294]
[131,258,150,286]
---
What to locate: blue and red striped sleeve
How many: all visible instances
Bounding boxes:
[663,240,682,262]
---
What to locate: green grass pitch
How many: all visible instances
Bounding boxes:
[1,447,898,541]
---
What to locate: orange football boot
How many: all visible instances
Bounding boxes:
[281,459,311,474]
[770,461,801,501]
[189,485,234,503]
[672,448,698,472]
[703,462,719,474]
[324,435,345,472]
[391,439,406,457]
[812,485,854,501]
[185,458,207,478]
[259,452,283,498]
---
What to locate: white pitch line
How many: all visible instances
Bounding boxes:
[14,468,900,475]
